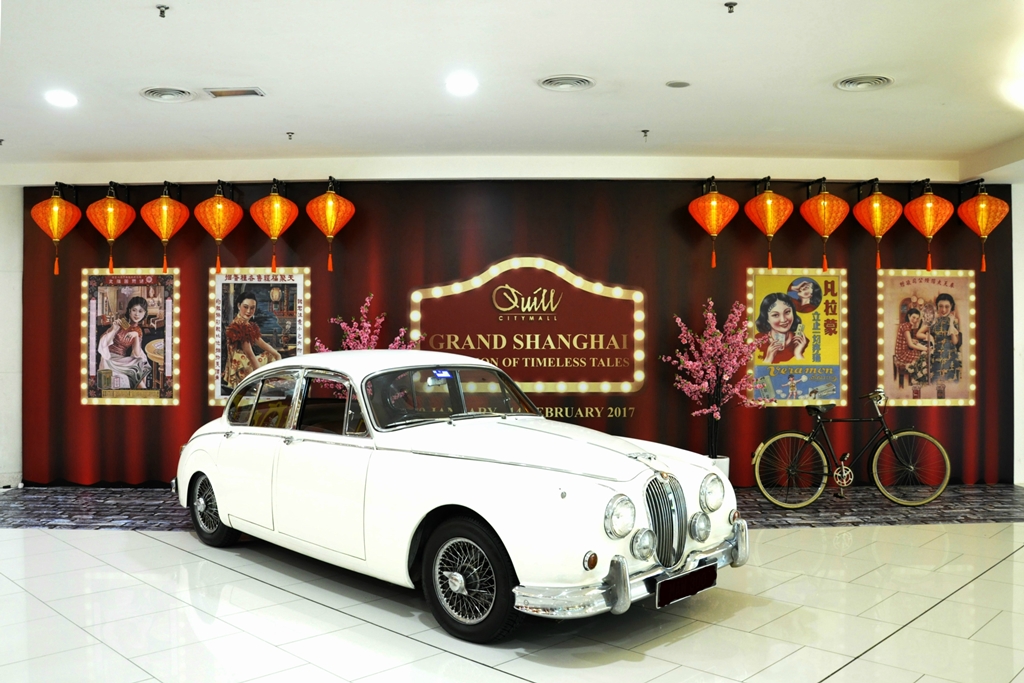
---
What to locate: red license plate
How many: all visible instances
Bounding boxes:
[655,564,717,608]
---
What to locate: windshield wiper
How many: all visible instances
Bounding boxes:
[450,412,505,421]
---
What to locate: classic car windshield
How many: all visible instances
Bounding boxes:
[364,366,539,429]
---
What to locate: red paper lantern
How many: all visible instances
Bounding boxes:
[957,186,1008,272]
[250,181,298,273]
[86,184,136,273]
[195,183,244,273]
[30,184,81,275]
[688,181,738,268]
[904,182,953,271]
[853,184,902,269]
[800,181,849,272]
[141,184,190,273]
[305,178,355,272]
[744,182,793,268]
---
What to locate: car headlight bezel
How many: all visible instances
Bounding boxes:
[630,528,657,561]
[700,473,726,513]
[604,494,636,539]
[689,511,711,542]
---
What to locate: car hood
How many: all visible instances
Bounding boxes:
[372,416,708,482]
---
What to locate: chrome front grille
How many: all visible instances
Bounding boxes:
[645,474,687,567]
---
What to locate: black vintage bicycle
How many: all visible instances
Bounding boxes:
[752,388,950,508]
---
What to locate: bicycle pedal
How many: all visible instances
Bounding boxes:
[833,489,847,499]
[840,452,851,462]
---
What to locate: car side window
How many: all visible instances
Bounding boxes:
[250,373,298,429]
[346,392,368,436]
[297,372,350,435]
[227,381,261,426]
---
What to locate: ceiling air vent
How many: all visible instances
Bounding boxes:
[140,87,195,103]
[539,75,595,92]
[833,76,894,92]
[203,87,266,98]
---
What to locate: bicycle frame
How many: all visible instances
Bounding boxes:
[804,401,902,472]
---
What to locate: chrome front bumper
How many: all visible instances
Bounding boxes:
[513,519,748,619]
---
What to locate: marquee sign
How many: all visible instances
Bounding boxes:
[409,256,645,394]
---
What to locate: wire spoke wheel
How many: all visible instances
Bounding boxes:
[433,537,496,625]
[192,474,222,534]
[754,432,829,509]
[873,430,950,506]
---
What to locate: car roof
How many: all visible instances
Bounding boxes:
[259,349,497,382]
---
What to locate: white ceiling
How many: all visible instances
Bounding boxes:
[2,0,1024,168]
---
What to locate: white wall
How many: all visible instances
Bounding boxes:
[0,186,23,488]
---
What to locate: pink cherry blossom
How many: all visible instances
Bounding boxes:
[661,298,772,420]
[315,294,418,353]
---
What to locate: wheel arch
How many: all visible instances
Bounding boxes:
[406,504,515,587]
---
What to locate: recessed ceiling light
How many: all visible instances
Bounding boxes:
[665,81,691,89]
[140,88,195,103]
[44,90,78,107]
[445,71,478,97]
[539,75,595,92]
[834,76,894,92]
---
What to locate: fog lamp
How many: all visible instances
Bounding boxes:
[630,528,657,561]
[690,512,711,542]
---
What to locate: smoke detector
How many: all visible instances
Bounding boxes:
[539,75,595,92]
[140,87,195,103]
[833,76,894,92]
[203,87,266,98]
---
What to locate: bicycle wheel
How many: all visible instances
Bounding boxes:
[754,432,830,509]
[872,430,950,506]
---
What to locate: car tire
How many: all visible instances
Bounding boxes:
[189,472,240,547]
[422,517,523,643]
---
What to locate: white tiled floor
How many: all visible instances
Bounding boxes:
[0,523,1023,682]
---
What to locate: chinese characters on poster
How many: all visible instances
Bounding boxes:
[747,268,848,406]
[81,269,180,405]
[878,270,975,406]
[209,268,310,404]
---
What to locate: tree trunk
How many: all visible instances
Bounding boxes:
[706,381,723,458]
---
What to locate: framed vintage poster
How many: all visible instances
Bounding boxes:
[878,269,976,406]
[747,268,849,407]
[81,269,181,405]
[208,267,311,405]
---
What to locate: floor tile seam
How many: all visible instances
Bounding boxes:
[20,573,150,605]
[0,542,79,563]
[819,545,1024,682]
[0,559,112,583]
[349,650,527,683]
[78,602,231,634]
[0,632,103,669]
[54,600,191,631]
[120,629,252,666]
[223,612,363,648]
[961,608,1009,642]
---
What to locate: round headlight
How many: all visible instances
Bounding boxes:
[630,528,657,561]
[604,494,636,539]
[700,473,726,513]
[689,511,711,542]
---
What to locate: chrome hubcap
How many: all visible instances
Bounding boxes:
[195,497,207,514]
[433,537,495,625]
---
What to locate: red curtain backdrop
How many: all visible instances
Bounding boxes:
[22,180,1013,486]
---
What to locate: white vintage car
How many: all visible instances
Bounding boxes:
[174,350,748,642]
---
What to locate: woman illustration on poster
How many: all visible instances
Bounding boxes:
[223,290,282,388]
[895,308,929,371]
[787,277,822,313]
[97,295,152,389]
[929,293,962,383]
[755,293,808,364]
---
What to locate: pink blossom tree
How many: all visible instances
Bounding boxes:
[315,293,418,353]
[661,298,769,458]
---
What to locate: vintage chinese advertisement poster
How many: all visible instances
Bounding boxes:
[82,269,180,405]
[209,267,310,404]
[747,268,848,407]
[878,269,975,406]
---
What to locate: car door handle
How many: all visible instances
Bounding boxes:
[223,432,234,439]
[282,436,294,446]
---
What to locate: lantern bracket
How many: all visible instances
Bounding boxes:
[162,181,183,200]
[754,176,771,195]
[909,178,932,201]
[215,180,237,201]
[958,178,985,203]
[108,181,130,205]
[806,177,827,199]
[855,178,880,201]
[702,176,717,195]
[271,178,289,197]
[328,176,338,193]
[53,182,78,206]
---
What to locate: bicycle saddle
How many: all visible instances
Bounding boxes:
[805,404,836,416]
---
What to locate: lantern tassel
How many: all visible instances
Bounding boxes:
[875,236,882,270]
[53,241,60,276]
[821,237,828,272]
[926,238,932,272]
[711,237,716,269]
[328,252,333,272]
[54,255,59,276]
[981,237,987,273]
[767,249,773,269]
[108,240,115,273]
[215,240,222,274]
[162,248,168,274]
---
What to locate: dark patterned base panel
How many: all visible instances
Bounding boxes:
[0,485,1022,530]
